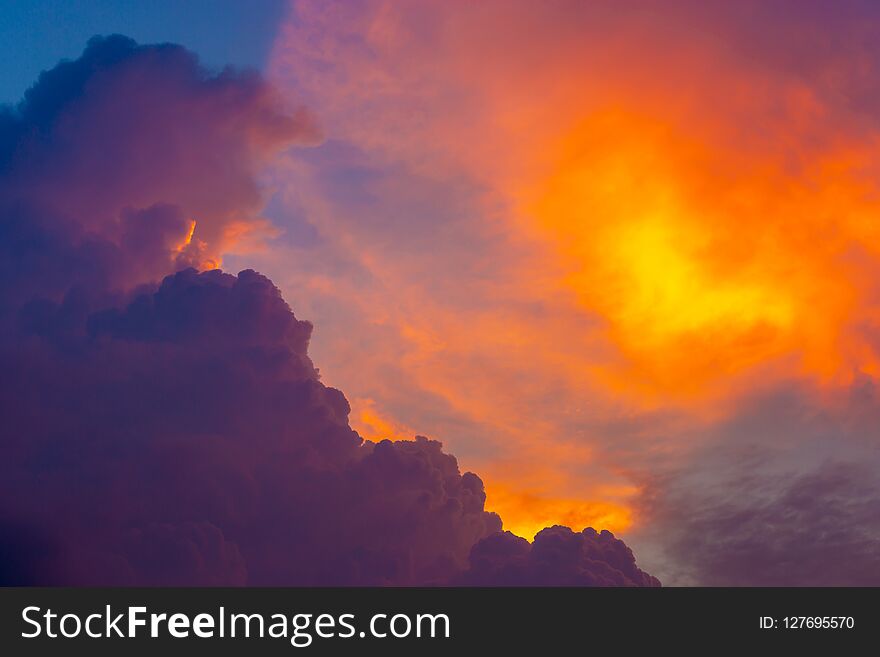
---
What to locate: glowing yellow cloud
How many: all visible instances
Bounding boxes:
[526,107,879,397]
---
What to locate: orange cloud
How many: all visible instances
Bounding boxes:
[350,397,417,442]
[262,0,880,542]
[486,483,634,542]
[526,105,880,398]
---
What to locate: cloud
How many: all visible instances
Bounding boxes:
[264,0,880,574]
[0,36,657,586]
[0,33,315,292]
[629,381,880,586]
[643,461,880,587]
[4,266,505,584]
[461,526,659,586]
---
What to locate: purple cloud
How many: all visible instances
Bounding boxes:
[0,36,658,586]
[461,527,660,586]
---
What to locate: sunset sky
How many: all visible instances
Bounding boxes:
[3,1,880,586]
[257,1,880,583]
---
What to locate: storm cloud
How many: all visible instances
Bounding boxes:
[0,36,656,586]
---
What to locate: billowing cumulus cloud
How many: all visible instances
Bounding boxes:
[3,266,503,584]
[461,527,659,587]
[0,36,656,585]
[0,33,314,310]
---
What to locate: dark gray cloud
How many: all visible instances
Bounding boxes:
[631,382,880,586]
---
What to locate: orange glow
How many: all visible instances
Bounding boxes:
[267,1,880,545]
[527,107,877,397]
[175,219,197,253]
[486,483,633,540]
[350,397,416,442]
